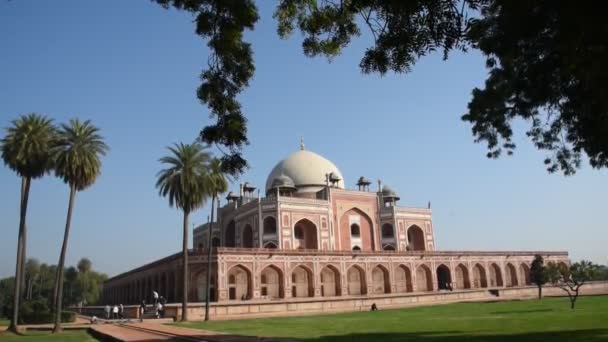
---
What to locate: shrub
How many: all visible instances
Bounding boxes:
[61,310,76,323]
[19,300,52,324]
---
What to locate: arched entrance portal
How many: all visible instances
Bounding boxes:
[320,265,341,297]
[227,265,251,300]
[455,264,471,289]
[437,264,452,290]
[371,265,390,294]
[407,225,425,251]
[340,208,375,251]
[505,263,518,287]
[416,265,433,292]
[472,264,488,288]
[293,219,318,250]
[489,263,503,287]
[260,266,283,299]
[347,266,366,295]
[395,265,413,293]
[291,266,313,297]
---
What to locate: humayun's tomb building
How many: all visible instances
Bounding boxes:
[100,142,576,319]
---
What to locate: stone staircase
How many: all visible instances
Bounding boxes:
[139,304,163,320]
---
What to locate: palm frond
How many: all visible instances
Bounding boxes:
[0,113,56,179]
[156,143,213,213]
[52,119,109,191]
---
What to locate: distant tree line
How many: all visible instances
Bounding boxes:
[0,257,107,321]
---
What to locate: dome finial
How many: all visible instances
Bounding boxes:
[300,136,305,150]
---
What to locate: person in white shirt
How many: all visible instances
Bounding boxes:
[156,301,163,319]
[153,290,159,305]
[112,305,119,319]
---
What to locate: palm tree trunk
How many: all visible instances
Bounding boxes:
[181,210,190,322]
[204,193,216,321]
[20,222,27,300]
[53,185,77,333]
[9,177,31,333]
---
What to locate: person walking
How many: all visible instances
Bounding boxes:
[153,290,159,306]
[139,300,146,322]
[104,304,110,320]
[119,304,124,319]
[156,301,164,319]
[112,305,119,319]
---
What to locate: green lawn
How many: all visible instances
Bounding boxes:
[175,296,608,342]
[0,330,97,342]
[0,320,9,327]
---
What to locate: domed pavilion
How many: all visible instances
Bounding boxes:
[101,141,569,320]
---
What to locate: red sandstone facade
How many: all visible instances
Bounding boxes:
[102,146,569,312]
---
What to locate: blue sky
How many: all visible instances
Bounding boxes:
[1,1,606,278]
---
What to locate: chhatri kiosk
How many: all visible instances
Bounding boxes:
[102,142,569,318]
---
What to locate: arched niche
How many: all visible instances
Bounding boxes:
[291,265,314,297]
[455,264,471,289]
[472,264,488,288]
[227,265,252,300]
[260,265,284,299]
[347,265,366,295]
[242,224,254,248]
[407,225,426,251]
[371,265,390,294]
[293,219,318,250]
[320,265,341,297]
[416,265,433,292]
[225,220,236,247]
[263,216,277,235]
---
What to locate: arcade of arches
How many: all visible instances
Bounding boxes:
[102,251,565,305]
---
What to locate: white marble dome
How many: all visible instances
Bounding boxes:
[265,149,345,193]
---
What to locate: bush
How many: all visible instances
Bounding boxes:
[19,300,52,324]
[17,300,75,324]
[61,310,76,323]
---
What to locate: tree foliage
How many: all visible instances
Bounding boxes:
[152,0,608,175]
[1,113,56,179]
[529,255,546,299]
[52,119,108,191]
[155,0,258,175]
[0,258,107,318]
[0,113,56,331]
[156,143,212,214]
[546,260,597,309]
[51,119,108,333]
[156,142,214,321]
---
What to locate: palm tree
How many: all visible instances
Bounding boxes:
[1,113,55,332]
[156,143,211,321]
[51,119,107,333]
[204,158,229,321]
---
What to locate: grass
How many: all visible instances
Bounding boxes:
[175,296,608,341]
[0,330,97,342]
[0,319,8,327]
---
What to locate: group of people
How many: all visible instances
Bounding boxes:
[104,303,124,320]
[102,290,166,321]
[139,290,166,321]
